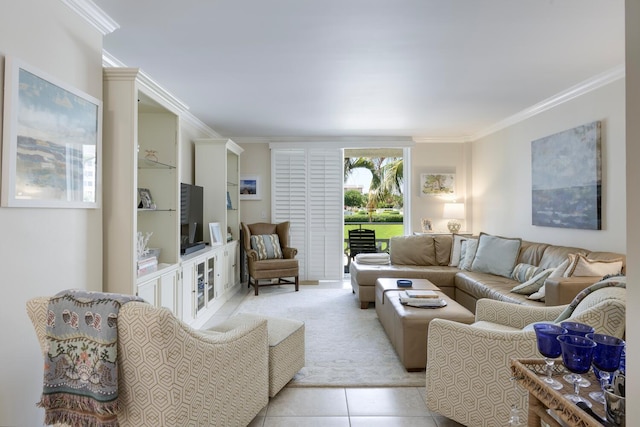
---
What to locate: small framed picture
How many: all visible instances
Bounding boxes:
[239,175,261,200]
[209,222,223,245]
[138,188,154,209]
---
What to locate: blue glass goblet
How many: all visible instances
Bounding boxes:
[533,323,567,390]
[557,334,597,408]
[560,321,595,386]
[586,333,625,404]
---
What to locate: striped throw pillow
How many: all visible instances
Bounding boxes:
[250,234,283,260]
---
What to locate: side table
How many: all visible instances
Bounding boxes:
[511,358,608,427]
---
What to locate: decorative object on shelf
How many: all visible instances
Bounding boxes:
[138,188,154,209]
[239,175,261,200]
[209,222,223,245]
[532,121,601,230]
[443,202,464,233]
[144,149,158,162]
[420,173,455,196]
[136,231,153,259]
[1,57,102,208]
[226,191,232,209]
[420,218,432,232]
[227,226,233,241]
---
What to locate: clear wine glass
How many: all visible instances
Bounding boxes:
[560,321,595,386]
[557,334,597,408]
[585,333,625,404]
[533,323,567,390]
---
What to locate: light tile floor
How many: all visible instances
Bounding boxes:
[208,278,465,427]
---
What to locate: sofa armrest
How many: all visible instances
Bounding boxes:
[475,298,566,329]
[426,318,537,426]
[544,276,602,306]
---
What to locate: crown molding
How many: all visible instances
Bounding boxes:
[472,64,625,141]
[412,136,471,144]
[102,51,219,138]
[60,0,119,35]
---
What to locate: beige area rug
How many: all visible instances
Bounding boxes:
[231,286,425,387]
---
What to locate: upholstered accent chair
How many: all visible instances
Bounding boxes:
[27,297,269,427]
[425,287,626,427]
[241,221,299,295]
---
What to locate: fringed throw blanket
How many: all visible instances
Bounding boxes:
[38,290,145,427]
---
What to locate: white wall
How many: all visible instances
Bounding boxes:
[239,143,273,224]
[0,1,104,425]
[410,142,470,233]
[471,79,626,253]
[625,0,639,420]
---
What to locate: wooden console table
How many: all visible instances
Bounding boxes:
[511,358,608,427]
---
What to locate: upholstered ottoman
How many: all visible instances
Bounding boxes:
[375,278,475,371]
[209,313,305,397]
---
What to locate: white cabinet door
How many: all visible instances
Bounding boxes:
[181,259,196,322]
[159,270,178,313]
[137,279,157,306]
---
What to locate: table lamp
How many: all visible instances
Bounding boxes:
[443,202,464,233]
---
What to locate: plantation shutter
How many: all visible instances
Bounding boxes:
[271,147,343,281]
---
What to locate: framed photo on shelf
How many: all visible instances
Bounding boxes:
[226,191,233,209]
[239,175,261,200]
[1,57,102,208]
[209,222,223,245]
[138,188,154,209]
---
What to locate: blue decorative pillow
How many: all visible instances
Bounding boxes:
[250,234,283,260]
[470,233,522,278]
[511,263,545,283]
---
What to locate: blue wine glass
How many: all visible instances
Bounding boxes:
[557,334,597,407]
[560,321,595,386]
[533,324,567,390]
[585,333,625,404]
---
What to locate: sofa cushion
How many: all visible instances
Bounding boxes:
[389,235,437,265]
[471,233,522,278]
[250,234,283,260]
[459,238,478,270]
[564,254,624,277]
[434,235,453,266]
[511,268,554,295]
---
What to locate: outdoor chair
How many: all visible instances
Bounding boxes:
[345,228,380,271]
[241,221,299,295]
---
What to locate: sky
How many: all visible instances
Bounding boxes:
[344,168,372,193]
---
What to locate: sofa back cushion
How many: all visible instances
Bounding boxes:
[517,241,550,266]
[471,233,522,278]
[389,235,437,265]
[538,246,589,270]
[434,235,453,266]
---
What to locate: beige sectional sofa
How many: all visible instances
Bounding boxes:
[350,233,625,313]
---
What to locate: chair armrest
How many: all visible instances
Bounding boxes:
[475,298,566,329]
[118,303,269,426]
[282,247,297,258]
[426,318,538,425]
[544,276,602,306]
[246,248,259,261]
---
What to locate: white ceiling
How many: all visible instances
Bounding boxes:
[93,0,624,140]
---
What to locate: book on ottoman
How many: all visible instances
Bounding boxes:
[404,290,438,299]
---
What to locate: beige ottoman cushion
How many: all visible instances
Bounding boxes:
[210,313,305,397]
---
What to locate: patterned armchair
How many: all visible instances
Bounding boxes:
[425,287,626,427]
[27,297,269,427]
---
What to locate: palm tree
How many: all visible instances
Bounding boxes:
[344,156,403,219]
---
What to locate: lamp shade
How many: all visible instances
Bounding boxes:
[443,202,465,219]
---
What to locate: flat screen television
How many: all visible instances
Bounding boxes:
[180,183,204,252]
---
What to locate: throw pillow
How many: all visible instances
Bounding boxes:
[528,285,546,301]
[458,238,478,271]
[250,234,283,260]
[511,263,545,283]
[448,234,468,267]
[511,268,554,295]
[470,233,522,278]
[564,254,624,277]
[548,258,570,279]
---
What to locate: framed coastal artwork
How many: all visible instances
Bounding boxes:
[1,57,102,208]
[531,121,601,230]
[420,173,455,196]
[239,175,261,200]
